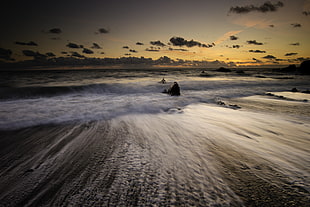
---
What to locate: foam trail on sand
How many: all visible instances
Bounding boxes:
[0,104,309,206]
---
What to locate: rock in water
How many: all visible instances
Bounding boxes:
[168,82,181,96]
[299,60,310,74]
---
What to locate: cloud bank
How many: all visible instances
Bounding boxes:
[48,28,62,34]
[247,40,263,45]
[15,41,38,46]
[0,48,13,60]
[229,1,284,14]
[150,41,166,47]
[169,37,214,48]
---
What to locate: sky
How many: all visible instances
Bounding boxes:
[0,0,310,68]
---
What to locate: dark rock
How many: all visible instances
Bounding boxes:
[166,82,180,96]
[159,78,166,84]
[291,88,299,92]
[281,64,297,72]
[216,67,231,72]
[299,60,310,74]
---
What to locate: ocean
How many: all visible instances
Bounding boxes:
[0,68,309,206]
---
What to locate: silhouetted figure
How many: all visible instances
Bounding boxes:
[168,82,180,96]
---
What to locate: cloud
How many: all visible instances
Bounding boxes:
[262,55,276,59]
[285,53,298,56]
[169,48,188,51]
[91,43,102,49]
[229,1,284,14]
[83,48,94,54]
[71,52,85,58]
[22,50,47,59]
[122,46,129,49]
[249,50,266,53]
[49,28,62,34]
[66,42,83,49]
[291,23,301,28]
[253,58,263,63]
[50,37,61,40]
[15,41,38,46]
[302,11,310,16]
[230,35,239,40]
[232,45,241,49]
[289,42,300,46]
[0,48,13,60]
[150,40,166,47]
[269,24,275,28]
[136,42,144,45]
[247,40,263,45]
[215,30,242,45]
[169,37,214,48]
[129,49,138,53]
[98,28,109,34]
[46,52,55,57]
[146,48,160,52]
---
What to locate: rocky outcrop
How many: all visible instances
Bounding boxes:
[163,82,181,96]
[299,60,310,74]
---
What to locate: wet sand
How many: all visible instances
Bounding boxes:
[0,103,309,206]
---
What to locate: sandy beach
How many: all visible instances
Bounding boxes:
[1,98,309,206]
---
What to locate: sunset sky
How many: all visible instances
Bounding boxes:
[1,0,309,67]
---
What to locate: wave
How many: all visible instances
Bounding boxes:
[0,83,166,100]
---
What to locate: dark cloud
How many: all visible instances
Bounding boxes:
[83,48,94,54]
[146,48,160,52]
[15,41,38,46]
[302,11,310,16]
[253,58,263,63]
[150,40,166,47]
[230,35,238,40]
[136,42,144,45]
[289,42,300,46]
[22,50,47,59]
[291,23,301,28]
[91,43,102,49]
[71,52,85,58]
[229,1,284,14]
[169,37,214,48]
[249,50,266,53]
[0,48,13,60]
[129,49,138,53]
[124,53,131,56]
[98,28,109,34]
[232,45,241,49]
[50,37,61,40]
[49,28,62,34]
[247,40,263,45]
[46,52,55,57]
[61,51,68,54]
[66,43,83,49]
[269,24,275,28]
[285,53,298,56]
[123,46,129,49]
[262,55,276,59]
[169,48,188,51]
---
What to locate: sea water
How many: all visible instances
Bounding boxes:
[0,68,309,206]
[0,68,309,130]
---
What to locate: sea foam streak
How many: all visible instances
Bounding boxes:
[0,104,309,206]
